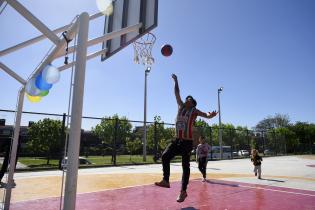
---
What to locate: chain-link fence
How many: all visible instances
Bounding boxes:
[0,109,314,172]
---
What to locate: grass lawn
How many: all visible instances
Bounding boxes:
[17,155,186,171]
[19,157,59,168]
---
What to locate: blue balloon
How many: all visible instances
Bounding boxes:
[35,73,53,91]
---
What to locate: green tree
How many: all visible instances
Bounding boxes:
[147,116,175,155]
[209,123,238,147]
[27,118,63,164]
[255,113,290,131]
[92,114,132,164]
[234,126,250,151]
[126,137,142,160]
[194,119,211,144]
[290,122,315,153]
[275,127,297,153]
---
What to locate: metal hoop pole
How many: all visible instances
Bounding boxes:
[63,12,89,210]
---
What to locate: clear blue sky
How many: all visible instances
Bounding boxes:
[1,0,314,130]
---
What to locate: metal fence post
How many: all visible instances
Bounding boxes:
[230,128,233,159]
[261,131,265,153]
[246,129,249,150]
[273,129,277,156]
[113,118,118,165]
[154,121,158,159]
[58,113,66,169]
[209,127,213,160]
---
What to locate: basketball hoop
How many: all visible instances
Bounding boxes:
[133,32,156,67]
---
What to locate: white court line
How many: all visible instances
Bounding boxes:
[238,184,315,197]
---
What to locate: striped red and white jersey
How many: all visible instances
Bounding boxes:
[175,106,198,140]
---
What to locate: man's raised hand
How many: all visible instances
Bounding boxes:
[172,74,177,81]
[208,111,218,118]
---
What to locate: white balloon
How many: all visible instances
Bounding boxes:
[96,0,113,16]
[26,78,41,96]
[42,64,60,84]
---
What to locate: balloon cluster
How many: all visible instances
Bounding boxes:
[25,64,60,103]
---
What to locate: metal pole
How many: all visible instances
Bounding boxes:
[0,62,26,85]
[63,12,89,210]
[230,128,233,159]
[218,88,223,160]
[154,121,157,160]
[113,118,118,165]
[262,131,265,154]
[143,68,150,161]
[4,87,25,210]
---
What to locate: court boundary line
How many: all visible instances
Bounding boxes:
[238,184,315,197]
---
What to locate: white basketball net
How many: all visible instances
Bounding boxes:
[133,32,156,67]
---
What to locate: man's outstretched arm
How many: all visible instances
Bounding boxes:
[196,110,218,119]
[172,74,183,107]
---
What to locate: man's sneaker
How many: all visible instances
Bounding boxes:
[258,176,261,179]
[0,181,5,188]
[0,181,16,188]
[176,190,187,202]
[154,179,170,188]
[202,178,206,182]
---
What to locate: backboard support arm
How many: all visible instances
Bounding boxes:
[0,11,104,57]
[6,0,60,45]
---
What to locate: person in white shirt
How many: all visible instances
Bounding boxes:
[196,136,210,182]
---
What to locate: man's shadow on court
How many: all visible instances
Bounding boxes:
[205,180,239,187]
[259,178,285,183]
[191,165,221,171]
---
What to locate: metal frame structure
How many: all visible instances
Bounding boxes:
[0,0,157,209]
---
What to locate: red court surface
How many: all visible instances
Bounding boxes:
[10,179,315,210]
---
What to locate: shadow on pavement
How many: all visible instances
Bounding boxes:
[205,180,239,187]
[260,178,285,183]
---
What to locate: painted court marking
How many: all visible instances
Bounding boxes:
[238,184,315,197]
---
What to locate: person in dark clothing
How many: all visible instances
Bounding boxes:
[154,74,218,202]
[251,149,263,179]
[0,140,18,187]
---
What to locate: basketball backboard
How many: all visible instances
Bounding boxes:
[101,0,158,61]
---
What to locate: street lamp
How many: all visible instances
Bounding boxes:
[218,87,223,159]
[143,66,151,161]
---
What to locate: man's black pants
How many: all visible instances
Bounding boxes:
[161,138,193,191]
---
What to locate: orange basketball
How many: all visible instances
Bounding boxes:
[161,44,173,57]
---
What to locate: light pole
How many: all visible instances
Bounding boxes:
[218,87,223,159]
[143,66,151,161]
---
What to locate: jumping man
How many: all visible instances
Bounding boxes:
[155,74,218,202]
